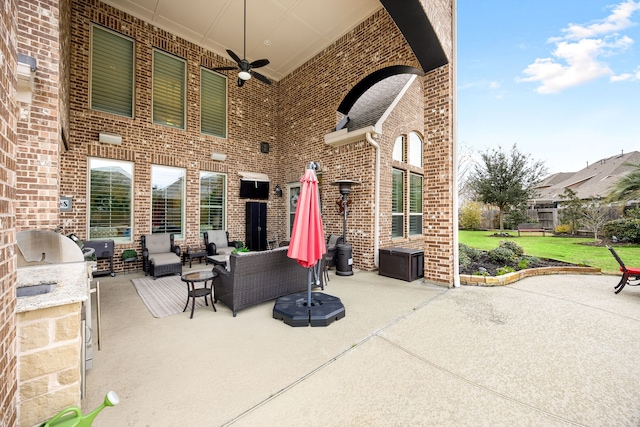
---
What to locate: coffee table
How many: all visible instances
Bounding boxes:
[180,270,217,318]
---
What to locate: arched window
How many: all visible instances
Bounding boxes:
[393,136,404,162]
[408,132,423,168]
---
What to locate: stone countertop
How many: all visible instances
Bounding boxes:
[16,262,91,313]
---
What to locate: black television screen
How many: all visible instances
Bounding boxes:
[240,180,269,199]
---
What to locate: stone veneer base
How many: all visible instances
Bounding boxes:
[459,266,602,286]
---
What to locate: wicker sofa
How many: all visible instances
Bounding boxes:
[212,246,308,316]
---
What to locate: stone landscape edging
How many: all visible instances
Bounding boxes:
[460,266,602,286]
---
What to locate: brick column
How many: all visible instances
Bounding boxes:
[423,64,455,285]
[0,0,19,425]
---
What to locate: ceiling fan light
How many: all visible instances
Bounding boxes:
[238,71,251,81]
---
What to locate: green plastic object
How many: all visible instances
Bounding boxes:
[41,391,119,427]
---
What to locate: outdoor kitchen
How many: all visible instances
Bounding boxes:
[15,230,93,427]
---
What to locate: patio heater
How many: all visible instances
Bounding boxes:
[332,180,359,276]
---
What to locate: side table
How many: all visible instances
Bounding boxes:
[180,270,217,319]
[182,247,207,268]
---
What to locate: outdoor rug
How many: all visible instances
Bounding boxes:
[131,275,207,318]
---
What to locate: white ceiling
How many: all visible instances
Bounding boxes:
[100,0,383,82]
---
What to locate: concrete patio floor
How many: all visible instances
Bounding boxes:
[81,265,640,426]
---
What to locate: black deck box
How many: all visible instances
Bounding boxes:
[378,247,424,282]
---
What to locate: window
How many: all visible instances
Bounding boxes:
[409,173,423,236]
[392,135,404,162]
[200,172,226,232]
[153,50,186,129]
[201,69,227,138]
[392,168,404,238]
[88,158,133,242]
[90,25,134,117]
[409,131,423,168]
[151,165,185,237]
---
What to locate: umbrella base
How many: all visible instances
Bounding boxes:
[273,292,345,327]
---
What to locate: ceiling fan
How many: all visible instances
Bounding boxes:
[213,0,271,87]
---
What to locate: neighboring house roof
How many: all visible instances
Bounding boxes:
[532,151,640,202]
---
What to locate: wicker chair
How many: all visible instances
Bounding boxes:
[212,247,308,316]
[141,233,182,279]
[204,230,238,257]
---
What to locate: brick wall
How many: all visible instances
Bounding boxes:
[15,0,63,232]
[1,1,18,424]
[63,0,280,258]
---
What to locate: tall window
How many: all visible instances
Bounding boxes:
[201,68,227,138]
[392,135,404,162]
[151,165,185,237]
[392,168,404,238]
[409,173,423,236]
[88,158,133,242]
[408,131,423,168]
[200,172,226,232]
[153,50,186,129]
[90,25,134,117]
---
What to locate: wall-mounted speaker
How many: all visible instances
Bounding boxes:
[260,142,270,154]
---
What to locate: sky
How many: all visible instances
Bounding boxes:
[457,0,640,175]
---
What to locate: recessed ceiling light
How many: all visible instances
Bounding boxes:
[264,40,271,45]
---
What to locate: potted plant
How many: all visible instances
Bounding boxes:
[121,249,138,262]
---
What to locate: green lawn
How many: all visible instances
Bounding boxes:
[458,230,640,275]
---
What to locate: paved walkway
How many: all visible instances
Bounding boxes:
[83,268,640,426]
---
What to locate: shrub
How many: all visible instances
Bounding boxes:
[521,255,540,265]
[602,218,640,243]
[459,243,483,261]
[459,201,483,230]
[496,266,515,275]
[459,250,471,269]
[517,259,529,270]
[498,240,524,256]
[555,224,571,234]
[487,246,516,264]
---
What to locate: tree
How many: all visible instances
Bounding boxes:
[469,144,547,231]
[559,188,583,234]
[581,200,619,242]
[608,162,640,203]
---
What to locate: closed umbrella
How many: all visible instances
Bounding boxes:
[274,164,345,327]
[287,166,326,307]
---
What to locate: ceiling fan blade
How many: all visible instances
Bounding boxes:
[212,66,238,71]
[226,49,242,64]
[251,71,272,85]
[250,59,269,68]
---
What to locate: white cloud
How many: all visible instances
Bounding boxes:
[552,0,640,41]
[519,1,640,93]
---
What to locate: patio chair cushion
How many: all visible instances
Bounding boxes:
[144,234,171,254]
[149,252,180,267]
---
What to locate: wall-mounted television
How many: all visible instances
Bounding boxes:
[239,179,270,200]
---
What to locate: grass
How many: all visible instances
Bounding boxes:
[458,230,640,275]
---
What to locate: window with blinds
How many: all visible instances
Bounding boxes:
[90,25,134,117]
[153,50,186,129]
[201,69,227,138]
[200,172,226,232]
[88,158,133,242]
[392,168,404,238]
[409,173,423,236]
[151,165,185,237]
[409,131,423,168]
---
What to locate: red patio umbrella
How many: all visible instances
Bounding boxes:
[287,167,326,269]
[287,166,326,308]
